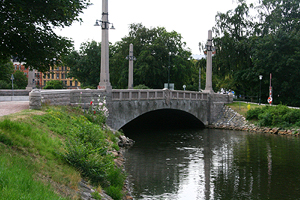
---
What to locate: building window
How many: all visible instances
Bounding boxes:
[44,80,46,86]
[52,73,54,79]
[70,81,72,86]
[64,81,67,86]
[56,74,59,79]
[18,65,21,70]
[57,67,59,71]
[61,73,64,79]
[75,81,78,87]
[14,65,17,70]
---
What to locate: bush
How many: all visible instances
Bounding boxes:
[248,104,300,128]
[133,84,150,89]
[44,80,64,89]
[246,107,262,120]
[105,186,124,200]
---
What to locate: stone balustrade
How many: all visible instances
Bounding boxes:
[112,89,208,101]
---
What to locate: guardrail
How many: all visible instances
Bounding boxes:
[112,89,208,101]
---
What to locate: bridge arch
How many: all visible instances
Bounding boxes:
[120,108,205,131]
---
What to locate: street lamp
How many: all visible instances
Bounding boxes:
[168,52,171,89]
[94,0,115,90]
[259,75,263,105]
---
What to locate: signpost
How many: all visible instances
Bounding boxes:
[11,74,14,96]
[268,73,272,105]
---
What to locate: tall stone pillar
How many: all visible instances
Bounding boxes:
[204,30,214,93]
[128,43,134,89]
[98,0,112,91]
[26,69,36,90]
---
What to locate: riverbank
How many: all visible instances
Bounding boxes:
[0,105,132,200]
[208,102,300,136]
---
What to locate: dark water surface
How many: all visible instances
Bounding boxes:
[123,128,300,200]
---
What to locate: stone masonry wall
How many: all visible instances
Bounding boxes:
[211,105,248,128]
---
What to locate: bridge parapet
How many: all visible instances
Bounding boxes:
[112,89,208,101]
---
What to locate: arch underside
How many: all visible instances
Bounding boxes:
[120,108,205,131]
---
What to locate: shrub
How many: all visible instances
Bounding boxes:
[105,185,124,200]
[248,104,300,128]
[133,84,150,89]
[258,112,273,127]
[246,107,262,120]
[44,80,64,89]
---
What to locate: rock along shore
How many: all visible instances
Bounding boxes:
[208,105,300,136]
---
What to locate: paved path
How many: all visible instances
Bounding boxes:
[0,101,29,117]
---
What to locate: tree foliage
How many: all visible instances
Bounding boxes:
[65,24,194,89]
[12,70,28,89]
[43,80,64,89]
[212,0,300,106]
[0,0,91,72]
[63,41,101,88]
[0,58,14,83]
[110,23,193,89]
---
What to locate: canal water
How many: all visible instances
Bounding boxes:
[123,128,300,199]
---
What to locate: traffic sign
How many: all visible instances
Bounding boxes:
[267,97,272,104]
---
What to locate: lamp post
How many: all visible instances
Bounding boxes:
[259,75,263,105]
[168,52,171,89]
[11,74,14,96]
[94,0,115,90]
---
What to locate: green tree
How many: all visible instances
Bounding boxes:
[0,0,91,72]
[110,23,193,89]
[13,70,28,89]
[44,80,64,89]
[252,0,300,106]
[0,58,14,81]
[0,58,14,89]
[63,41,101,88]
[212,0,257,98]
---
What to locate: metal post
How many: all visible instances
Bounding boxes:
[168,52,171,89]
[259,79,261,105]
[259,75,263,105]
[11,74,14,96]
[199,67,201,92]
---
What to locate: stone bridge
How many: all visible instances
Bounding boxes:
[27,89,233,130]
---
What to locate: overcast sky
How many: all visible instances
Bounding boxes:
[55,0,256,55]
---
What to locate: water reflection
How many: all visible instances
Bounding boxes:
[124,128,300,199]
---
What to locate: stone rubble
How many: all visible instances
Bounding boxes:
[79,180,113,200]
[209,105,300,136]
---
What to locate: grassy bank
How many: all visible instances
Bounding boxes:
[227,102,300,129]
[0,106,125,200]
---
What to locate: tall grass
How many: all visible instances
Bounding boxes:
[0,152,66,200]
[0,105,125,199]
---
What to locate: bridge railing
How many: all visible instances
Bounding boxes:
[112,89,208,101]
